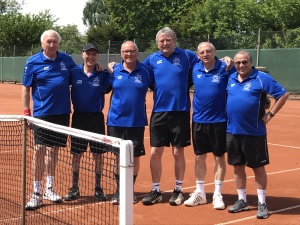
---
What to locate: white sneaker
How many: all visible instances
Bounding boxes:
[43,187,62,203]
[213,193,225,210]
[25,192,43,210]
[184,191,207,207]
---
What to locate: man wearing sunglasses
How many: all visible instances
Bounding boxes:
[226,50,289,219]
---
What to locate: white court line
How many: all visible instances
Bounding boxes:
[275,113,300,118]
[215,205,300,225]
[268,143,300,149]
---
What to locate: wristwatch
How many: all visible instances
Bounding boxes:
[267,111,274,117]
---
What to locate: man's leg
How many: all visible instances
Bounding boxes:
[212,154,226,209]
[142,147,164,205]
[93,153,108,201]
[253,166,268,219]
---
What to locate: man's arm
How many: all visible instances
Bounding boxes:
[263,92,289,124]
[220,56,234,70]
[22,85,31,116]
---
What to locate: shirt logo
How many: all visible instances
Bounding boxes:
[76,80,82,84]
[212,74,220,83]
[157,60,162,64]
[135,74,142,83]
[117,76,122,79]
[231,83,235,87]
[60,62,67,71]
[197,74,202,78]
[44,66,49,70]
[243,82,251,91]
[173,57,180,65]
[93,77,100,86]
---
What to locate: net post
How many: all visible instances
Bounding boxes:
[119,140,134,225]
[21,117,27,225]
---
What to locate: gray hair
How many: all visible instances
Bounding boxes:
[121,40,139,52]
[40,30,61,44]
[234,50,253,62]
[155,27,177,44]
[197,42,216,54]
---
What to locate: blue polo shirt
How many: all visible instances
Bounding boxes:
[71,64,110,113]
[22,50,77,117]
[107,60,154,127]
[226,67,287,136]
[144,47,199,112]
[192,57,236,123]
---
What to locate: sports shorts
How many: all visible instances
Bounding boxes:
[70,111,106,154]
[107,126,145,157]
[226,133,270,168]
[150,112,191,148]
[192,122,227,157]
[34,114,70,147]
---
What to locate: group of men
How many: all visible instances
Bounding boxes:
[22,27,289,220]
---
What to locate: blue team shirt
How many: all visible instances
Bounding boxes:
[22,50,77,116]
[71,64,110,113]
[192,57,236,123]
[226,67,287,136]
[107,60,154,127]
[144,47,199,112]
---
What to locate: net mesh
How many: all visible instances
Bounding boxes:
[0,115,129,225]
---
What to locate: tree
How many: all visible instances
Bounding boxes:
[0,0,22,14]
[83,0,110,27]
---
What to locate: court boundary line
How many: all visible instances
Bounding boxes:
[214,204,300,225]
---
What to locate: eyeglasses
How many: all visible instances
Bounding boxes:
[121,50,137,54]
[235,60,248,65]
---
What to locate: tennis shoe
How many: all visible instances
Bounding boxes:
[43,187,62,203]
[94,187,108,201]
[133,192,138,204]
[213,193,225,210]
[169,188,184,206]
[64,187,80,201]
[25,192,43,210]
[142,190,162,205]
[257,202,269,219]
[228,199,249,213]
[184,190,207,207]
[111,192,119,205]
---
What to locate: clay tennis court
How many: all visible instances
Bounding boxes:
[0,83,299,225]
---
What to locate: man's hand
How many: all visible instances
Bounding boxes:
[23,108,31,116]
[108,62,117,73]
[95,63,104,72]
[221,56,234,71]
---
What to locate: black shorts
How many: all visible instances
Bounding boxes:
[71,112,106,154]
[34,114,70,147]
[192,122,227,157]
[107,126,145,157]
[150,112,191,148]
[226,133,269,168]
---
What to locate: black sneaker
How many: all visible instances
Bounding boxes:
[133,192,138,204]
[169,188,184,206]
[228,199,249,213]
[257,202,268,219]
[142,190,162,205]
[64,187,80,201]
[111,192,119,205]
[94,187,108,201]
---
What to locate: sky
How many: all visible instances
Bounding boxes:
[18,0,89,34]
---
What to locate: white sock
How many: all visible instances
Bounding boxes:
[175,180,183,191]
[214,180,223,195]
[33,181,41,194]
[196,180,205,193]
[237,188,247,201]
[46,176,54,189]
[151,182,160,192]
[257,189,266,204]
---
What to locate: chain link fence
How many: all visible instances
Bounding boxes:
[1,30,300,56]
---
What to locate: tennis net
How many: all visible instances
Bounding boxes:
[0,115,133,225]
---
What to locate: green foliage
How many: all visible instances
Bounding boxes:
[0,0,22,14]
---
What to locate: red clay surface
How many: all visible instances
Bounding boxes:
[0,83,299,225]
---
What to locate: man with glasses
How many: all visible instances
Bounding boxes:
[107,41,154,205]
[184,42,236,209]
[226,50,289,219]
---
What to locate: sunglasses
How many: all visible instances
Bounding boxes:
[235,60,248,65]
